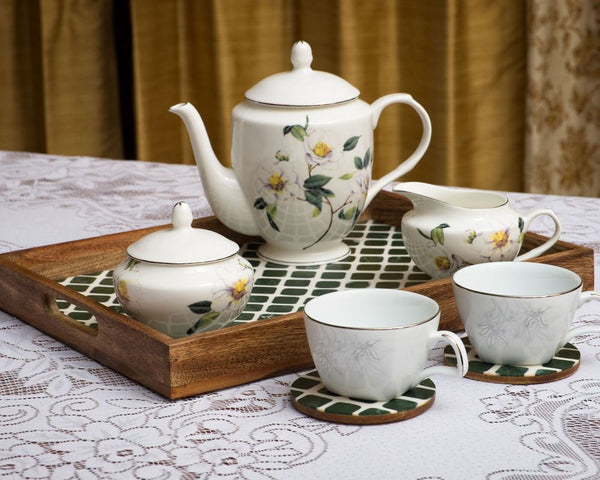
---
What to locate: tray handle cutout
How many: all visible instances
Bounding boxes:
[45,293,100,337]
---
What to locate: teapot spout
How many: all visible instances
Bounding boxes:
[169,103,259,236]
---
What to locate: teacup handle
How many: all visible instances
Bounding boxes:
[564,291,600,343]
[515,209,562,261]
[412,330,469,387]
[365,94,432,207]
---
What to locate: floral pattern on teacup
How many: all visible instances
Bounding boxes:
[309,328,388,394]
[477,298,553,347]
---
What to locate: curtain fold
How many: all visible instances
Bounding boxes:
[0,0,123,158]
[525,0,600,196]
[1,0,597,195]
[129,0,526,191]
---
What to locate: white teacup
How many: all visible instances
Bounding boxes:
[303,289,469,401]
[453,262,600,366]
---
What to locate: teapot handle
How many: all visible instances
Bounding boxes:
[365,94,432,207]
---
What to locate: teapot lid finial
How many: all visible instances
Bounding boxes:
[244,41,359,106]
[290,41,313,70]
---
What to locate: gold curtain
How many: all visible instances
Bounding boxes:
[130,0,526,191]
[0,0,123,158]
[2,0,597,195]
[525,0,600,196]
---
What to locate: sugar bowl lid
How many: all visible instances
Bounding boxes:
[126,202,239,264]
[244,41,360,107]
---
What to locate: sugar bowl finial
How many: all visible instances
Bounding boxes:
[172,201,194,229]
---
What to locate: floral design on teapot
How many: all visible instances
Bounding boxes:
[253,116,371,250]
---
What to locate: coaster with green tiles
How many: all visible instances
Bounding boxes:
[57,220,429,329]
[444,337,580,384]
[290,371,436,425]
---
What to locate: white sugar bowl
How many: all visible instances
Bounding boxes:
[113,201,254,338]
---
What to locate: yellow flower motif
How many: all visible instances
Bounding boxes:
[117,280,130,303]
[312,141,332,159]
[434,256,451,271]
[490,229,510,249]
[230,278,248,301]
[268,172,287,192]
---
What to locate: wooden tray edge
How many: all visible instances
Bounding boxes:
[0,191,595,399]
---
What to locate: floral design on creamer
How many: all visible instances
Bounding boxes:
[466,216,526,262]
[413,216,526,275]
[253,116,370,250]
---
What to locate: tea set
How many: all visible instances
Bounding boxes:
[113,41,599,423]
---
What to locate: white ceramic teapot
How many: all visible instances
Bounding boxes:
[113,202,254,338]
[170,41,431,265]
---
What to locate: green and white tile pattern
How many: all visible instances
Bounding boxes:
[57,220,428,329]
[444,337,581,379]
[291,370,436,417]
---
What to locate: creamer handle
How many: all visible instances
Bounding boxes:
[515,209,561,261]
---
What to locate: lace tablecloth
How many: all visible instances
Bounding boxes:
[1,151,599,479]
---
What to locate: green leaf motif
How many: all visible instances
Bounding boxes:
[275,150,289,162]
[363,148,371,168]
[266,205,280,232]
[466,230,477,244]
[283,125,293,135]
[339,172,355,180]
[343,206,357,221]
[201,311,221,321]
[266,203,277,219]
[354,157,363,170]
[430,223,450,246]
[290,125,307,141]
[343,136,360,151]
[518,216,525,232]
[254,197,267,210]
[188,300,212,315]
[303,175,332,189]
[305,189,323,211]
[319,187,335,197]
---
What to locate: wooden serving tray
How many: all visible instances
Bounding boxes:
[0,191,594,399]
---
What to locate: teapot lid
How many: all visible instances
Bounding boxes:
[244,41,360,106]
[126,202,239,264]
